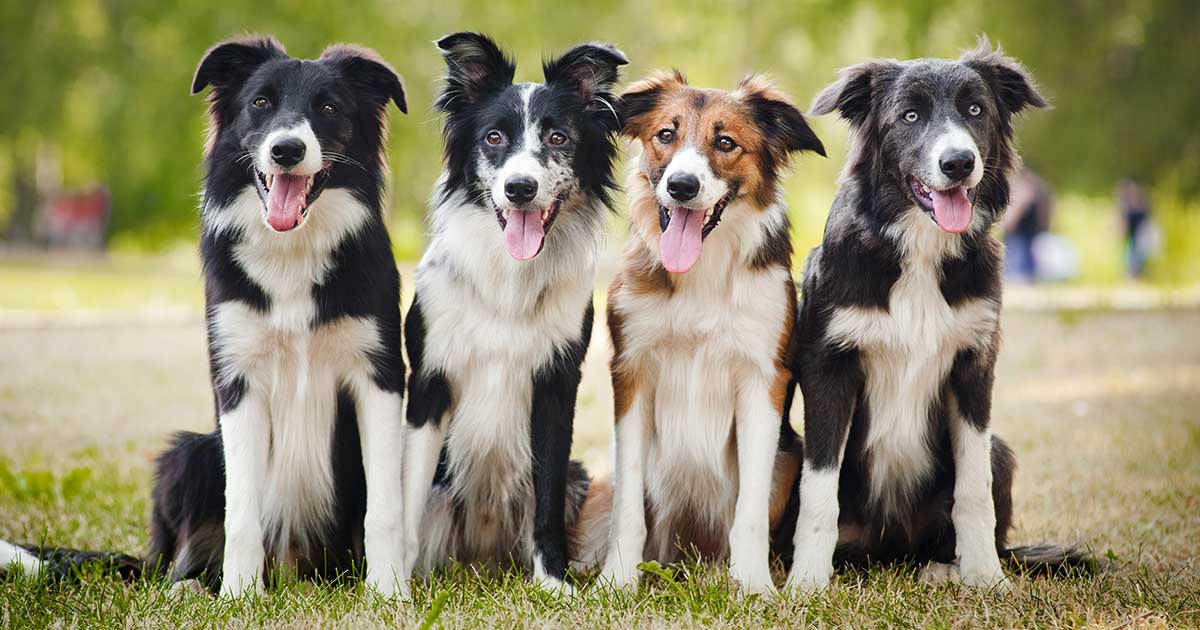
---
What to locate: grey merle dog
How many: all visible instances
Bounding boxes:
[785,38,1088,593]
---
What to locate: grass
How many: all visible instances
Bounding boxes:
[1,263,1198,628]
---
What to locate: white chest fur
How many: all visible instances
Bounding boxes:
[415,195,599,533]
[615,212,792,530]
[206,188,377,556]
[824,210,998,516]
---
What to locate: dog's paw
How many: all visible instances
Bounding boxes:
[365,570,410,600]
[919,561,959,585]
[532,573,577,598]
[170,579,210,598]
[784,566,832,596]
[729,563,777,598]
[598,559,641,590]
[922,561,1011,593]
[218,575,264,599]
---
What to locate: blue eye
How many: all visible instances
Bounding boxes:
[903,110,919,123]
[968,103,982,117]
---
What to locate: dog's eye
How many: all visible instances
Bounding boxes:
[547,131,568,146]
[321,103,338,115]
[656,129,674,144]
[716,136,738,153]
[903,110,919,123]
[485,130,506,146]
[967,103,982,117]
[252,97,271,110]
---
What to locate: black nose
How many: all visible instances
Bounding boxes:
[504,176,538,204]
[270,138,306,168]
[939,150,976,182]
[666,173,700,202]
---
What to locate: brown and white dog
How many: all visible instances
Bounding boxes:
[599,72,825,594]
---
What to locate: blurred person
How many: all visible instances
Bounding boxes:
[1116,178,1157,279]
[999,167,1053,282]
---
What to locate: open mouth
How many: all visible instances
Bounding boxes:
[909,176,976,234]
[494,197,563,261]
[253,165,332,232]
[657,187,736,274]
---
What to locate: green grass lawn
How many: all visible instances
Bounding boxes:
[1,261,1198,628]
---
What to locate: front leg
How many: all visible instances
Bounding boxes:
[400,296,452,582]
[948,343,1009,591]
[784,351,860,594]
[218,385,269,598]
[528,303,592,595]
[728,372,784,596]
[356,380,407,598]
[598,380,649,589]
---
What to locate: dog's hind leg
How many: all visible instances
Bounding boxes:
[149,431,226,591]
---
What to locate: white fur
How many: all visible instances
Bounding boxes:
[785,466,842,593]
[207,187,404,596]
[402,422,445,578]
[599,395,650,588]
[358,385,408,598]
[0,541,42,577]
[407,183,601,586]
[925,122,983,190]
[604,198,792,591]
[655,146,730,210]
[728,377,784,595]
[950,406,1009,590]
[824,208,998,517]
[257,121,324,177]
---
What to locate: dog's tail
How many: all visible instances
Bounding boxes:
[1,539,143,582]
[1004,543,1097,575]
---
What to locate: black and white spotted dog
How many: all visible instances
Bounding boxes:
[785,39,1086,593]
[401,33,625,594]
[152,37,410,597]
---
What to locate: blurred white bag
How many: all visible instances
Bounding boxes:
[1032,232,1079,282]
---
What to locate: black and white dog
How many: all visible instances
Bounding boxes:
[0,37,410,596]
[401,33,625,594]
[785,39,1084,593]
[149,37,409,597]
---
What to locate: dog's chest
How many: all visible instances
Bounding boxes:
[416,233,595,519]
[620,264,791,523]
[824,244,997,513]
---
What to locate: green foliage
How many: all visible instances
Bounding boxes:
[0,1,1196,271]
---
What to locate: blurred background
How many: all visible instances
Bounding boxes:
[1,0,1198,301]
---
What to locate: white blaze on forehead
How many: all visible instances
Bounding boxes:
[926,123,982,190]
[257,120,324,176]
[488,84,563,210]
[655,146,729,209]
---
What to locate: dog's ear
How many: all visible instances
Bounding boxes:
[543,43,628,131]
[618,70,687,138]
[810,59,900,127]
[435,32,515,112]
[739,75,826,159]
[322,44,407,114]
[192,36,285,97]
[962,36,1047,116]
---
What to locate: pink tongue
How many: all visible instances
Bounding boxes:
[659,207,705,273]
[265,174,307,232]
[503,210,546,260]
[930,186,973,233]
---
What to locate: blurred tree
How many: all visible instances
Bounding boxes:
[0,0,1194,248]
